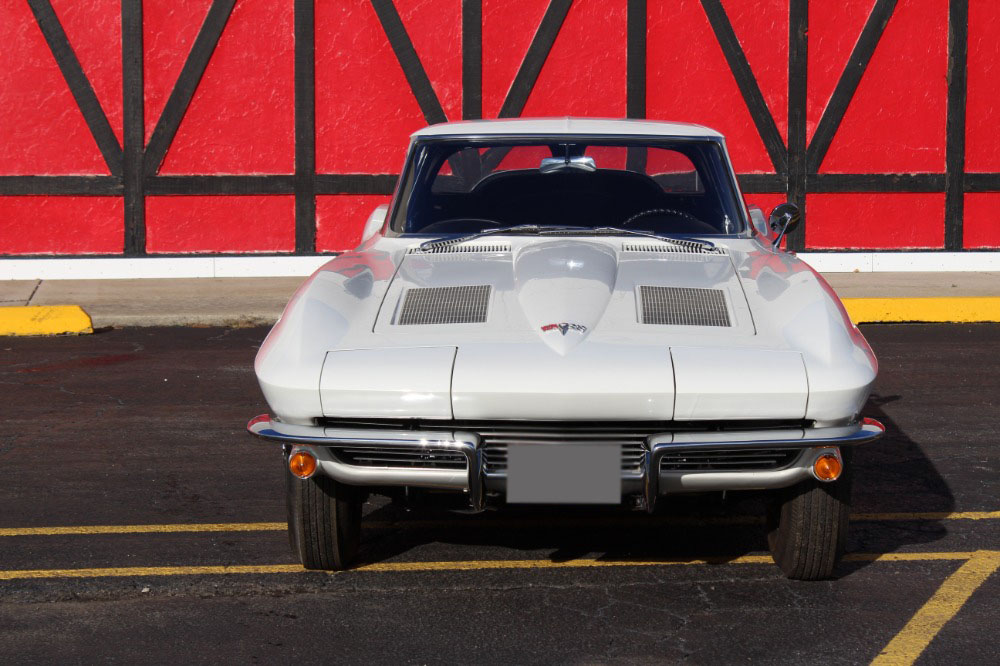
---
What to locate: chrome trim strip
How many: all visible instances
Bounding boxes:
[643,420,884,511]
[647,420,884,452]
[658,465,813,493]
[248,415,484,510]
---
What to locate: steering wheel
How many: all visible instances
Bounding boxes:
[622,208,707,228]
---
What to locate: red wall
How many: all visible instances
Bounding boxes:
[0,0,997,256]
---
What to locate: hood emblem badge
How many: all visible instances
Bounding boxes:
[541,322,588,336]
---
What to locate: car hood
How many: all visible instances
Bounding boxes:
[373,239,756,350]
[329,240,799,421]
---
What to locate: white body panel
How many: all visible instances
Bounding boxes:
[411,117,723,139]
[319,347,456,419]
[452,343,674,420]
[671,347,808,420]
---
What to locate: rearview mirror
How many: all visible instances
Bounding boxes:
[539,156,596,173]
[768,202,800,248]
[360,204,389,244]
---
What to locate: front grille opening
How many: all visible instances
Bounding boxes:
[639,285,731,327]
[395,285,491,325]
[659,448,801,472]
[318,419,810,476]
[483,441,645,475]
[331,447,466,470]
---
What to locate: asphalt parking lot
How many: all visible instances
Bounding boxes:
[1,324,997,664]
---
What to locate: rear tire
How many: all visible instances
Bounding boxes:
[767,460,852,581]
[285,466,362,570]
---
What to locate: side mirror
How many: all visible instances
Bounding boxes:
[768,202,800,248]
[360,204,389,244]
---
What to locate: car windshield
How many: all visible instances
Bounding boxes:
[389,138,746,237]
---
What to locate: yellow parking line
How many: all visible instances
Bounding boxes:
[871,550,1000,666]
[843,297,1000,324]
[354,555,777,573]
[0,564,304,580]
[0,511,994,537]
[0,551,984,581]
[0,557,770,581]
[0,522,286,537]
[851,511,1000,522]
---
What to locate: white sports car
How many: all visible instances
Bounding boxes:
[248,118,883,580]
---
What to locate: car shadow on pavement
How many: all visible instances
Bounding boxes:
[839,392,954,576]
[352,392,954,578]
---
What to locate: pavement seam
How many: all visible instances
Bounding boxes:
[26,279,41,305]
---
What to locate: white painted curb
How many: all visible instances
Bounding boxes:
[0,252,998,280]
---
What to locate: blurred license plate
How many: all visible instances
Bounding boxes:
[506,444,621,504]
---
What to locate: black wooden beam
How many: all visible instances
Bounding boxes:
[498,0,572,118]
[0,175,398,197]
[806,0,896,174]
[737,174,786,193]
[146,176,296,195]
[808,173,946,193]
[28,0,123,177]
[371,0,448,124]
[786,0,808,251]
[143,0,236,176]
[964,173,1000,192]
[294,0,317,253]
[626,0,646,119]
[462,0,482,120]
[122,0,145,255]
[701,0,787,175]
[314,174,398,195]
[9,172,969,198]
[0,176,122,196]
[944,0,969,250]
[625,0,647,173]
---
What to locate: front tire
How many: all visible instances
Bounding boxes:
[285,466,362,570]
[767,464,852,581]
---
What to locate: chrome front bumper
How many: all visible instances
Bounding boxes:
[247,415,885,511]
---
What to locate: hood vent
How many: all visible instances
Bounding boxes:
[396,285,491,325]
[639,286,731,327]
[622,242,727,255]
[408,243,511,255]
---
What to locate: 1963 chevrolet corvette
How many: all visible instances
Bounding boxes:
[248,118,883,580]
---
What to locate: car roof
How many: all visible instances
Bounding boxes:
[411,117,724,140]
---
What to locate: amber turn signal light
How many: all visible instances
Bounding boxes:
[289,451,317,479]
[813,453,842,482]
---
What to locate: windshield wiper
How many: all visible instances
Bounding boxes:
[538,226,716,251]
[419,224,574,251]
[418,224,715,252]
